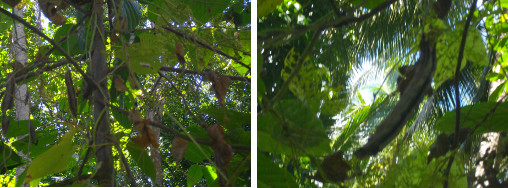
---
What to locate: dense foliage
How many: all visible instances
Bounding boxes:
[0,0,251,186]
[258,0,508,187]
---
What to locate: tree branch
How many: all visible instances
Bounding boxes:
[0,7,104,99]
[446,1,477,187]
[111,138,138,187]
[162,26,250,71]
[106,103,250,151]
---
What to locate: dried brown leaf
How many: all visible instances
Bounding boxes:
[171,137,188,163]
[173,43,185,66]
[208,71,232,109]
[114,75,128,92]
[1,77,15,113]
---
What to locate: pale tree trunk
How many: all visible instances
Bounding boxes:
[11,6,30,186]
[92,0,114,186]
[147,92,164,186]
[473,54,504,187]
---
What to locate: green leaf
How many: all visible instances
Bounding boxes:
[435,27,489,88]
[488,81,507,102]
[122,0,142,32]
[184,0,229,24]
[4,118,30,138]
[117,32,169,74]
[184,142,212,163]
[126,141,157,181]
[350,0,386,9]
[112,107,131,129]
[274,100,331,154]
[0,141,24,174]
[436,102,508,134]
[486,72,505,81]
[201,105,250,130]
[187,164,204,186]
[202,165,217,186]
[25,129,76,184]
[258,0,283,18]
[52,24,83,57]
[500,0,508,8]
[258,153,298,187]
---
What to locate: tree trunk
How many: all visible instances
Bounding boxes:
[473,53,504,187]
[92,0,114,186]
[12,6,30,186]
[147,95,164,186]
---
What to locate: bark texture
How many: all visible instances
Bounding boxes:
[12,6,30,186]
[92,0,114,186]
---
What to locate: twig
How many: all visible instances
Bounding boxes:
[158,71,207,128]
[106,103,250,151]
[110,137,138,187]
[0,7,104,99]
[162,26,250,70]
[77,139,92,176]
[46,174,91,187]
[108,65,250,82]
[446,1,477,187]
[453,0,478,144]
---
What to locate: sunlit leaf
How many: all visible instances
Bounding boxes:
[25,129,76,184]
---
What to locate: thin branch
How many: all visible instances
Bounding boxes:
[110,137,138,187]
[161,26,250,71]
[446,1,477,187]
[453,0,477,147]
[108,65,250,82]
[0,7,104,98]
[261,0,396,48]
[158,71,208,128]
[46,174,91,187]
[77,139,92,176]
[106,103,250,151]
[0,55,85,90]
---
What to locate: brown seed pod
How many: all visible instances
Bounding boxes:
[29,120,37,145]
[65,70,77,117]
[1,77,15,113]
[2,114,9,135]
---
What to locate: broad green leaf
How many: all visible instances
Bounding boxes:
[4,118,30,138]
[488,81,507,102]
[123,0,142,32]
[184,0,229,24]
[117,32,169,74]
[258,0,283,18]
[0,141,24,174]
[434,27,488,88]
[184,142,212,163]
[201,106,250,130]
[126,141,157,181]
[112,107,131,129]
[486,72,506,81]
[350,0,385,9]
[500,0,508,8]
[259,100,331,155]
[202,165,217,186]
[25,129,76,184]
[436,102,508,134]
[187,164,204,186]
[52,24,83,57]
[258,153,298,187]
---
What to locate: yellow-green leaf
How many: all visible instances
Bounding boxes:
[25,129,76,184]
